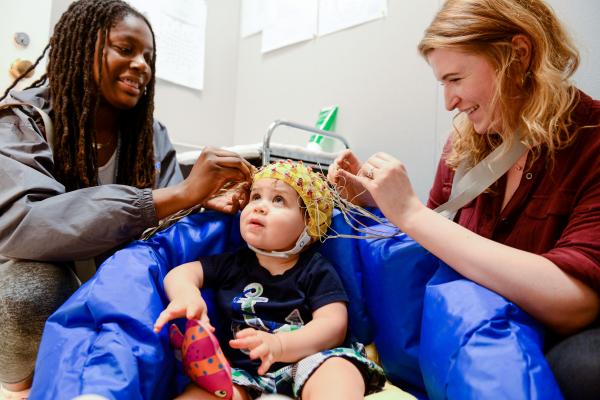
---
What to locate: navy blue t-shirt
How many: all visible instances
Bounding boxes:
[199,246,348,374]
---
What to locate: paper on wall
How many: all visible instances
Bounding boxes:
[318,0,387,36]
[261,0,318,53]
[241,0,265,38]
[127,0,207,90]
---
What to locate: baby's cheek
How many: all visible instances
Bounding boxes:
[239,225,249,242]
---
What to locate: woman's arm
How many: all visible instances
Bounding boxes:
[0,112,156,260]
[229,302,348,375]
[403,205,599,335]
[337,152,599,335]
[0,110,251,260]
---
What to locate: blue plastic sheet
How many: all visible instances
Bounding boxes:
[420,265,563,400]
[30,211,561,399]
[360,224,438,392]
[31,212,244,399]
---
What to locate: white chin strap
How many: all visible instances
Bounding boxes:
[247,228,312,259]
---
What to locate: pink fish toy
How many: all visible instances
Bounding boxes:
[170,319,233,399]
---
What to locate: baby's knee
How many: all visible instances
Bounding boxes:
[301,357,365,399]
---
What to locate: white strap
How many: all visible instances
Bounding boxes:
[435,134,527,220]
[0,102,54,152]
[247,228,312,259]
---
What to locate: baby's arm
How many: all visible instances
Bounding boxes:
[230,301,347,374]
[153,261,212,333]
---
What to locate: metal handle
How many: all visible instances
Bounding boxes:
[262,119,350,165]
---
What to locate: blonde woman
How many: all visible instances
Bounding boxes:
[329,0,599,398]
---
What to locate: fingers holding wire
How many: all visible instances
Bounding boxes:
[362,152,400,181]
[328,149,362,185]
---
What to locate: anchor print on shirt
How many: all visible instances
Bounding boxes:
[232,282,305,354]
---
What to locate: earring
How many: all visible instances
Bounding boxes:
[143,87,148,96]
[521,71,531,87]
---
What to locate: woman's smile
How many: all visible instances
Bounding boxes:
[117,76,143,95]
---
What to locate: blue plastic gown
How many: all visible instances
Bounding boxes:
[30,211,562,399]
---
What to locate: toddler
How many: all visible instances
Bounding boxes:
[154,160,385,399]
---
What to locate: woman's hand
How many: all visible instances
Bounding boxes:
[327,149,376,207]
[203,181,250,214]
[153,291,213,333]
[154,147,254,219]
[337,152,425,227]
[229,328,283,375]
[182,147,254,207]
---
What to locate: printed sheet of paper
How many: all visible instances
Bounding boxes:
[318,0,387,36]
[241,0,265,38]
[128,0,207,90]
[261,0,318,53]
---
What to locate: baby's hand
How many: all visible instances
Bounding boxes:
[229,328,283,375]
[153,295,213,333]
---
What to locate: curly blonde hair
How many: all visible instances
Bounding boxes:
[418,0,581,168]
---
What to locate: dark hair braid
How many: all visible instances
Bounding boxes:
[6,0,157,190]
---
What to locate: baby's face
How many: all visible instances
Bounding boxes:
[240,178,306,252]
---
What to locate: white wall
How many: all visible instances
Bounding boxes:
[5,0,600,201]
[233,0,441,201]
[153,1,240,149]
[232,0,600,200]
[0,0,52,95]
[548,0,600,97]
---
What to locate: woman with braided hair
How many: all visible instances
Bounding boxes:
[0,0,252,397]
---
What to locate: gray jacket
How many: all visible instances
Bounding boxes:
[0,86,183,261]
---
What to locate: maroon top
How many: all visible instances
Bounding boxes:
[427,91,600,292]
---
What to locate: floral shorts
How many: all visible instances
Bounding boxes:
[232,343,386,398]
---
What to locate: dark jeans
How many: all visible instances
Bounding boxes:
[546,323,600,400]
[0,259,79,384]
